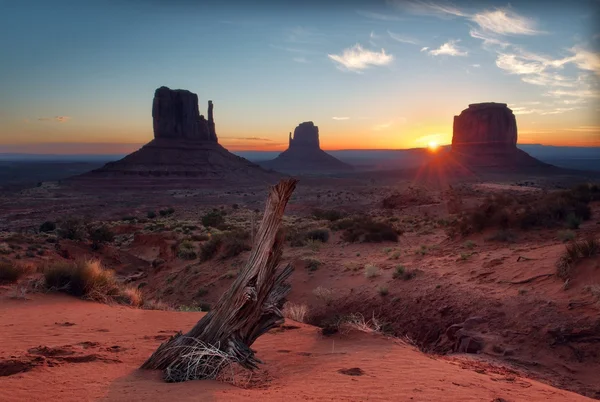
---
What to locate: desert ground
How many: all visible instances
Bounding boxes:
[1,172,599,401]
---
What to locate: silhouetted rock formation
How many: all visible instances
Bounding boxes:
[453,103,517,149]
[417,102,552,183]
[289,122,320,149]
[261,122,353,174]
[449,102,547,169]
[73,86,279,187]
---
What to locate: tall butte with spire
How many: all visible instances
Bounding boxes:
[261,121,353,174]
[74,86,280,187]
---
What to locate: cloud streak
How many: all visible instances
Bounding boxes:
[472,8,543,36]
[328,44,393,72]
[38,116,71,123]
[387,30,419,45]
[332,116,350,120]
[429,40,467,56]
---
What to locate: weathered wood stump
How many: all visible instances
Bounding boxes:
[141,178,298,382]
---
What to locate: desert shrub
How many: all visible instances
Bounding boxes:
[39,221,56,233]
[142,299,171,311]
[557,230,576,242]
[565,213,582,229]
[201,210,225,228]
[303,257,321,271]
[199,230,251,261]
[57,218,87,241]
[364,263,380,278]
[177,241,198,260]
[88,225,115,247]
[116,288,143,307]
[147,211,157,219]
[179,303,211,312]
[487,229,517,243]
[556,236,600,280]
[200,236,223,261]
[378,286,389,296]
[190,233,210,241]
[340,216,399,243]
[392,265,418,280]
[42,259,140,306]
[0,261,27,283]
[121,216,136,222]
[305,228,330,243]
[449,184,597,237]
[464,240,476,249]
[282,302,309,323]
[313,286,334,305]
[312,209,346,222]
[329,218,355,231]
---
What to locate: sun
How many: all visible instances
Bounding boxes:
[428,141,439,151]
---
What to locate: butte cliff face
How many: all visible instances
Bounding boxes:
[452,103,517,149]
[75,86,280,187]
[261,122,353,174]
[152,86,217,142]
[449,102,548,169]
[418,102,551,182]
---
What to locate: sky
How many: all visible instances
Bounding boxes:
[0,0,599,153]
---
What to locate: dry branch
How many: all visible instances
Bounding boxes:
[141,178,298,381]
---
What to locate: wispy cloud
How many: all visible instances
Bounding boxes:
[569,46,600,76]
[547,89,600,98]
[388,0,468,18]
[420,47,429,52]
[332,116,350,120]
[472,8,543,35]
[293,57,309,63]
[38,116,71,123]
[269,44,314,54]
[328,44,393,72]
[356,10,403,21]
[372,121,394,131]
[469,29,510,48]
[429,40,467,56]
[286,26,326,45]
[387,30,419,45]
[471,64,481,68]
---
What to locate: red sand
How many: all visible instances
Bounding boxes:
[0,294,592,402]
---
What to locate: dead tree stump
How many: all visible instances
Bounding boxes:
[141,178,298,382]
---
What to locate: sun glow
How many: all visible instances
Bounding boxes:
[428,141,439,151]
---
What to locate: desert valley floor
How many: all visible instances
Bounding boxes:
[1,173,599,401]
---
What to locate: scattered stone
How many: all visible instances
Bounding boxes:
[338,367,365,376]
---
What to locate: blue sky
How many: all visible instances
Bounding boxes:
[0,0,599,153]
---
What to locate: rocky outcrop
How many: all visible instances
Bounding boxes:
[452,103,517,149]
[448,102,548,169]
[73,86,280,187]
[261,122,353,175]
[152,86,217,142]
[289,122,320,149]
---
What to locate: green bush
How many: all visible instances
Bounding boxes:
[340,217,399,243]
[201,210,225,228]
[200,230,251,261]
[89,225,115,246]
[0,262,26,283]
[147,211,157,219]
[57,218,87,241]
[39,221,56,233]
[177,241,198,260]
[305,228,330,243]
[312,209,346,222]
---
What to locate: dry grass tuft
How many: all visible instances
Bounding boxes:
[43,259,142,306]
[282,302,309,323]
[364,263,380,279]
[0,261,29,283]
[556,236,600,280]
